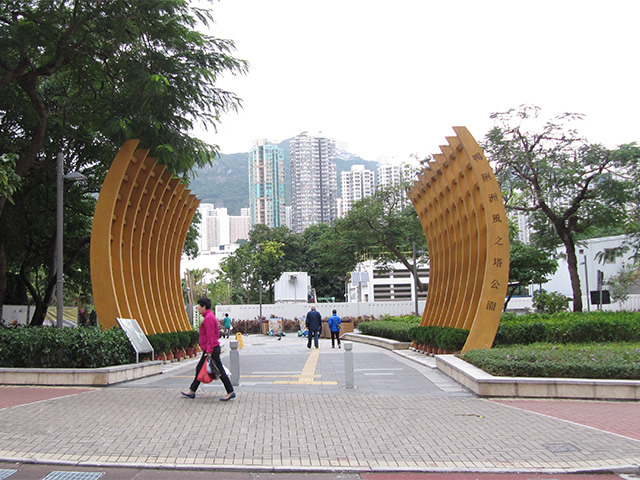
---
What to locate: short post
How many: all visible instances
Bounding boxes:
[229,340,240,386]
[344,341,354,388]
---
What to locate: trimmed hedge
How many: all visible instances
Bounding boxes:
[463,342,640,379]
[409,326,470,352]
[356,315,420,342]
[0,326,135,368]
[494,311,640,346]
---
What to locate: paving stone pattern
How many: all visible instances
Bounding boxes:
[0,335,639,474]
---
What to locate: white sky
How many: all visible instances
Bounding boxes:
[199,0,640,162]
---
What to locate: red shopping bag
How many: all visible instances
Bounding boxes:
[197,360,213,383]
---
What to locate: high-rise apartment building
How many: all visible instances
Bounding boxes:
[290,132,337,233]
[377,163,418,188]
[229,213,251,244]
[341,164,375,215]
[196,204,250,252]
[248,139,286,228]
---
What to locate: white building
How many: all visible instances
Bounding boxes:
[340,164,375,215]
[229,214,251,244]
[377,162,419,188]
[347,259,429,304]
[290,132,338,233]
[197,204,250,252]
[543,234,640,311]
[509,211,532,244]
[284,205,292,230]
[274,272,311,303]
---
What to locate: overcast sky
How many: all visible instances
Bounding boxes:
[199,0,640,163]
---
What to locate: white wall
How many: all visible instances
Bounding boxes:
[214,300,427,321]
[541,234,638,311]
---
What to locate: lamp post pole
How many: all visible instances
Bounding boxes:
[413,242,418,315]
[55,152,86,328]
[56,152,64,328]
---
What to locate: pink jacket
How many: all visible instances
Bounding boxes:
[199,309,220,353]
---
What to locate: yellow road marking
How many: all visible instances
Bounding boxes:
[176,347,338,385]
[274,346,338,385]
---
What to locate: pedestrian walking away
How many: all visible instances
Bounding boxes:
[222,313,231,339]
[181,297,236,401]
[328,309,341,348]
[305,305,322,349]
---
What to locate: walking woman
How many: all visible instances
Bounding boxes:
[181,297,235,401]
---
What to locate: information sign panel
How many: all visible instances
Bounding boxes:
[117,318,154,363]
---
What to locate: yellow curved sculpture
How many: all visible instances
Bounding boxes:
[90,140,200,333]
[408,127,509,352]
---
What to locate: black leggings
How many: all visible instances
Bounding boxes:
[190,345,234,394]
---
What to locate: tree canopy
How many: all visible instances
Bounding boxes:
[0,0,247,322]
[484,105,637,312]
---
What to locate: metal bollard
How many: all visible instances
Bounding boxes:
[344,341,354,388]
[229,340,240,386]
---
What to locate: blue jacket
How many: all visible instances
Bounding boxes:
[328,314,341,332]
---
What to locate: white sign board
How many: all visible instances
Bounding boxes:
[117,318,154,363]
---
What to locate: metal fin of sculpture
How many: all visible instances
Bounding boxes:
[408,127,509,352]
[90,140,199,333]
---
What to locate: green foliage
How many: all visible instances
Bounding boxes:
[357,317,419,342]
[0,326,135,368]
[494,311,640,346]
[0,0,247,317]
[606,265,640,303]
[334,184,428,292]
[505,242,557,309]
[408,326,470,352]
[0,154,21,204]
[463,343,640,379]
[485,106,635,312]
[532,289,570,314]
[146,330,198,354]
[146,334,171,355]
[354,315,468,351]
[231,319,261,334]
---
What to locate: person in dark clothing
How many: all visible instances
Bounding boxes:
[305,306,322,349]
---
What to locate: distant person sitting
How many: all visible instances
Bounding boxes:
[328,309,341,348]
[305,306,322,349]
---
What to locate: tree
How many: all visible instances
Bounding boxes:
[0,1,247,320]
[606,265,640,304]
[485,106,633,312]
[300,222,359,300]
[334,184,428,291]
[505,241,557,311]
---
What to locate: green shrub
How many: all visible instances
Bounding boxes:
[463,342,640,379]
[408,326,469,352]
[147,334,171,355]
[0,326,135,368]
[231,319,260,334]
[532,289,570,314]
[357,320,418,342]
[495,311,640,346]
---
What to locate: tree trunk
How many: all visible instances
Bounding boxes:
[556,225,583,312]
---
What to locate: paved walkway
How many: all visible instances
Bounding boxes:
[1,334,639,478]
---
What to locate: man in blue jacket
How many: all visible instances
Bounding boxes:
[305,306,322,349]
[328,309,341,348]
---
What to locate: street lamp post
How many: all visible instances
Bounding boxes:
[56,152,86,329]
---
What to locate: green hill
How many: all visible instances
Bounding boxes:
[188,139,379,216]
